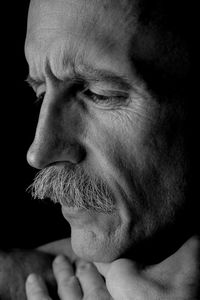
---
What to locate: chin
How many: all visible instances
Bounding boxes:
[70,224,131,262]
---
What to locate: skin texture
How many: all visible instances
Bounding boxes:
[25,237,199,299]
[25,0,191,264]
[0,1,198,299]
[0,249,58,300]
[0,237,198,299]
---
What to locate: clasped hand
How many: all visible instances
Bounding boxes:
[26,235,199,300]
[25,255,180,300]
[26,255,113,300]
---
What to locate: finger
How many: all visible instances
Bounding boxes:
[107,259,166,299]
[103,259,144,300]
[76,260,110,298]
[53,255,82,300]
[94,262,111,278]
[26,273,52,300]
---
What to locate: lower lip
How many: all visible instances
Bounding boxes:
[61,206,94,225]
[61,206,85,217]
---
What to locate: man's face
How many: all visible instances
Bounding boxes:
[25,0,187,262]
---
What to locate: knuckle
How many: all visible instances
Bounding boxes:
[64,275,78,286]
[77,262,92,275]
[84,287,111,300]
[57,265,70,276]
[57,275,78,294]
[28,291,52,300]
[53,256,74,280]
[55,266,74,283]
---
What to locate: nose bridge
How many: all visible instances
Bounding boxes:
[27,91,84,169]
[35,94,63,150]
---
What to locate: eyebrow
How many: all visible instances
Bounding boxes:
[77,65,131,89]
[25,64,132,91]
[25,76,44,89]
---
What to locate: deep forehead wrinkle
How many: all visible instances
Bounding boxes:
[75,63,132,89]
[25,34,126,88]
[25,0,141,91]
[26,57,132,91]
[25,19,124,84]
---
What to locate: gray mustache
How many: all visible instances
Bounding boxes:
[28,164,115,214]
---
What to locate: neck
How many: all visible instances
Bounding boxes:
[143,235,200,297]
[124,216,198,266]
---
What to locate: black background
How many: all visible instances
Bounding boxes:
[0,1,69,249]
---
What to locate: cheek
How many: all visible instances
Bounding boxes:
[79,101,186,248]
[85,105,156,176]
[83,102,158,209]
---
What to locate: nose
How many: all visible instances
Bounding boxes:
[27,91,86,169]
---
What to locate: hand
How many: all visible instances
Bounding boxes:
[95,259,166,300]
[95,237,199,300]
[26,237,199,300]
[0,249,57,300]
[26,255,112,300]
[25,256,177,300]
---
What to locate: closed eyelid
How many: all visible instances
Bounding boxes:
[89,82,130,93]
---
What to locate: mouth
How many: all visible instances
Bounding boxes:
[61,205,95,226]
[61,205,86,217]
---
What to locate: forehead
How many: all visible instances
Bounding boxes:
[25,0,139,79]
[26,0,137,35]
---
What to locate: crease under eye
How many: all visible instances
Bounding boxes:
[81,87,129,106]
[34,92,45,104]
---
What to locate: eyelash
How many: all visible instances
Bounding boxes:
[35,92,45,104]
[82,88,128,105]
[35,88,128,105]
[83,89,111,102]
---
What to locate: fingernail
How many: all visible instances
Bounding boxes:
[27,273,38,285]
[54,255,66,264]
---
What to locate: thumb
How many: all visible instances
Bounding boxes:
[96,259,140,300]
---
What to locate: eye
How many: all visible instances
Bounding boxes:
[83,89,110,101]
[82,88,128,104]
